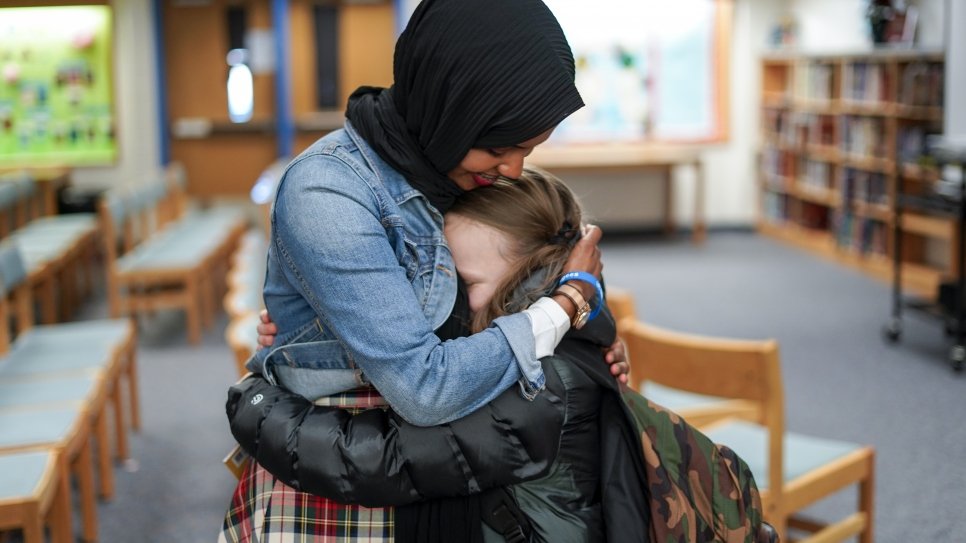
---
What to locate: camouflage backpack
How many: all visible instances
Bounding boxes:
[619,387,779,543]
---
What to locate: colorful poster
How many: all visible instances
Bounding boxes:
[0,6,115,166]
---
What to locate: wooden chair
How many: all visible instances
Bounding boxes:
[0,450,72,543]
[621,319,875,543]
[604,286,636,336]
[0,407,97,543]
[226,312,261,377]
[610,288,759,427]
[98,180,244,344]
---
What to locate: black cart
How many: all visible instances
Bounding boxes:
[885,136,966,371]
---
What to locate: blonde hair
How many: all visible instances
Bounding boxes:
[449,166,584,333]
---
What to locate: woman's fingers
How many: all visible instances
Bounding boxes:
[256,310,279,348]
[561,224,604,301]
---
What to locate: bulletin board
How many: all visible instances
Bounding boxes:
[0,5,116,167]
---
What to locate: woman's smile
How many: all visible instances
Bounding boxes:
[472,173,497,187]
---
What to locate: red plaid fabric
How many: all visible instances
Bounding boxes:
[219,387,395,543]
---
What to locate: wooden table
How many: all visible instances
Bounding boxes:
[529,144,706,244]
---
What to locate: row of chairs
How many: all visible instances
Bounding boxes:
[0,171,99,325]
[224,229,268,375]
[0,243,139,542]
[98,165,248,344]
[607,290,875,543]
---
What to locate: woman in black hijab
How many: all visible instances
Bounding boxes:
[347,0,584,213]
[221,0,628,541]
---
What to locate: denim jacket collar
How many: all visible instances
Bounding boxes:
[344,120,444,221]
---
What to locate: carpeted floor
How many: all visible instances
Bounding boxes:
[85,232,964,542]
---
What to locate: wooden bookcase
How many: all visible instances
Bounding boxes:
[757,50,946,298]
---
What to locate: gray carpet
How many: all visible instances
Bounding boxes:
[85,232,963,542]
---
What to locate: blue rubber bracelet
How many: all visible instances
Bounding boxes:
[557,271,604,320]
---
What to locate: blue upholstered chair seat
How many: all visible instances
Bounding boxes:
[0,451,56,500]
[703,420,864,491]
[0,346,114,377]
[0,408,81,449]
[117,236,220,272]
[30,213,97,226]
[0,375,99,408]
[25,319,132,346]
[643,381,737,411]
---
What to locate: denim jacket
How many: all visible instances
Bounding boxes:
[246,121,545,426]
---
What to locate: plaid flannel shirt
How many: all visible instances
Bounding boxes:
[219,387,394,543]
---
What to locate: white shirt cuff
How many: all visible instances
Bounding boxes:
[523,296,571,359]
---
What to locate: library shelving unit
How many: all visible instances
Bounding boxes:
[757,50,945,300]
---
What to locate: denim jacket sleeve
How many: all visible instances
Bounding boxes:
[271,152,543,426]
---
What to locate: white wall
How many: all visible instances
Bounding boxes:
[789,0,946,51]
[71,0,160,191]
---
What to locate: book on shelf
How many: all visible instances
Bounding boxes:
[761,145,794,185]
[800,202,830,230]
[796,62,834,103]
[843,61,890,104]
[899,61,944,107]
[840,116,887,158]
[807,114,836,147]
[762,191,788,223]
[799,159,831,196]
[842,168,888,206]
[897,125,937,165]
[834,211,887,256]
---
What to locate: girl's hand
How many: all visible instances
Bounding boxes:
[256,309,278,349]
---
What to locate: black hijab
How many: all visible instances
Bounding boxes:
[346,0,584,213]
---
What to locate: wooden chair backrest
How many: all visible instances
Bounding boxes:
[0,242,36,354]
[0,172,37,236]
[606,287,637,322]
[620,319,785,502]
[164,162,189,219]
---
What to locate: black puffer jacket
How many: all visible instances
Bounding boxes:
[226,315,617,539]
[227,357,569,507]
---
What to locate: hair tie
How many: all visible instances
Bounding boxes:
[549,221,579,246]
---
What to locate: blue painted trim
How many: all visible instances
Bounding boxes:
[152,0,170,165]
[394,0,404,35]
[272,0,293,158]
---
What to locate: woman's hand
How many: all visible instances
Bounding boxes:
[256,309,278,349]
[560,224,603,307]
[604,337,629,385]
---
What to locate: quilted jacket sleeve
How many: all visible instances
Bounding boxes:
[226,367,566,508]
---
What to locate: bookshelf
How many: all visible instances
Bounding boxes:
[758,50,945,298]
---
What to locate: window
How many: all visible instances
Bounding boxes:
[545,0,730,143]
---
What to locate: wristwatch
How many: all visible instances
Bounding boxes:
[556,283,591,330]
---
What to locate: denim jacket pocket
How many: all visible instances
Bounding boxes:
[267,339,364,401]
[248,318,328,378]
